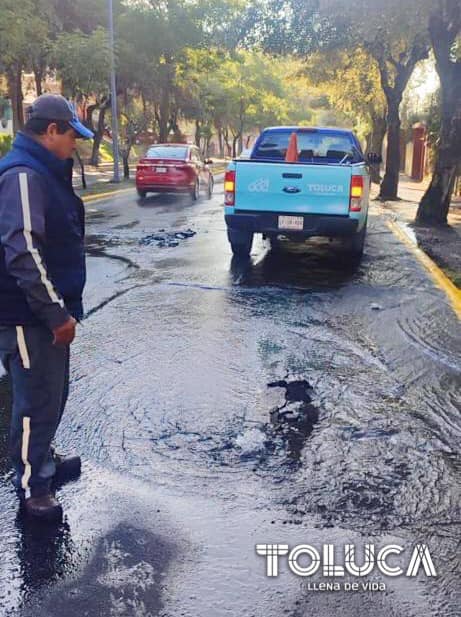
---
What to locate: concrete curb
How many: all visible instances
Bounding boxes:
[81,187,135,204]
[386,217,461,320]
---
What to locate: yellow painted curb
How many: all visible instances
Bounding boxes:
[82,187,134,204]
[386,218,461,319]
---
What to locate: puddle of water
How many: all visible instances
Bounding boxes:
[1,467,448,617]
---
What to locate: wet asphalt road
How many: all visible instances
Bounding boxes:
[0,180,460,617]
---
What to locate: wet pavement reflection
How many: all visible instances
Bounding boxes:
[0,183,459,616]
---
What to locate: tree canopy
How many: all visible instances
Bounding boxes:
[0,0,459,222]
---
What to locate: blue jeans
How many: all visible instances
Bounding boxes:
[0,325,69,498]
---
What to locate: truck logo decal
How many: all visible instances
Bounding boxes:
[248,178,270,192]
[306,184,345,193]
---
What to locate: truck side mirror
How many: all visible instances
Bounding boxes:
[367,152,382,165]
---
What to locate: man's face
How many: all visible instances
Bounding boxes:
[44,123,78,160]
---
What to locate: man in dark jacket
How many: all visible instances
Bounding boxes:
[0,94,94,522]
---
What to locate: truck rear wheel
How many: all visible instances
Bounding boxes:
[227,229,253,257]
[343,219,367,259]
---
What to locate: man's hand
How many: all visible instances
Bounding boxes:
[52,317,77,346]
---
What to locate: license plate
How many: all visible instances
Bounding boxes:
[278,215,304,230]
[155,166,167,173]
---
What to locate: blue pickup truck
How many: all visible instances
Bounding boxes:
[224,126,377,259]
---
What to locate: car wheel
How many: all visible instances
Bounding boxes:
[137,189,147,198]
[191,179,200,201]
[343,218,367,259]
[207,177,214,199]
[227,229,253,257]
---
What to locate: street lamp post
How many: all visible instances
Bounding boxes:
[108,0,121,182]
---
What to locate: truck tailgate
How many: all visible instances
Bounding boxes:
[234,162,352,216]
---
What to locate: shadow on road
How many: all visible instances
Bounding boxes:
[230,238,362,290]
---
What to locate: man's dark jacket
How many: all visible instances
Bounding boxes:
[0,132,85,328]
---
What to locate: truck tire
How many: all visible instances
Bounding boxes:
[227,229,253,257]
[137,189,147,198]
[343,218,367,259]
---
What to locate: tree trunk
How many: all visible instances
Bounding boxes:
[168,109,179,136]
[232,133,241,158]
[205,135,211,157]
[86,103,98,132]
[223,128,231,157]
[90,102,109,166]
[122,146,131,179]
[216,125,224,158]
[74,150,86,189]
[195,120,201,147]
[158,89,169,142]
[33,66,44,97]
[416,2,461,226]
[379,97,402,200]
[373,40,429,200]
[158,61,172,143]
[368,112,387,184]
[417,164,457,225]
[238,103,244,156]
[7,66,24,133]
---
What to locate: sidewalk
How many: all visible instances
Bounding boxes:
[73,164,136,191]
[372,175,461,288]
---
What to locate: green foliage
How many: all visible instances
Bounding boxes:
[175,48,316,151]
[52,0,108,34]
[303,46,386,138]
[53,28,111,99]
[0,1,48,70]
[100,141,115,162]
[0,134,12,158]
[1,0,453,166]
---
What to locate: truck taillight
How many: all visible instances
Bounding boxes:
[224,170,236,206]
[350,175,364,212]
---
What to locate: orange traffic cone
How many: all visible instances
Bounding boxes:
[285,132,298,162]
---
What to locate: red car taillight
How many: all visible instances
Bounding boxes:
[224,170,236,206]
[349,175,364,212]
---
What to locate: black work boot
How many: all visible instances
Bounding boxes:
[23,493,63,523]
[52,451,82,484]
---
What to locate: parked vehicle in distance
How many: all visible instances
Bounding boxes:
[136,143,214,200]
[224,126,381,259]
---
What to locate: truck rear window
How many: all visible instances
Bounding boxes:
[252,131,363,163]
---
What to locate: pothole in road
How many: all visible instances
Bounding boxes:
[118,378,321,474]
[267,378,320,462]
[231,378,320,466]
[140,228,196,248]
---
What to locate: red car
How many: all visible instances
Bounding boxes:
[135,143,214,200]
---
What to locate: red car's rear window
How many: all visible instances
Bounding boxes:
[146,146,188,159]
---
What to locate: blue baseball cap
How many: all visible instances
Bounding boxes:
[27,94,94,139]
